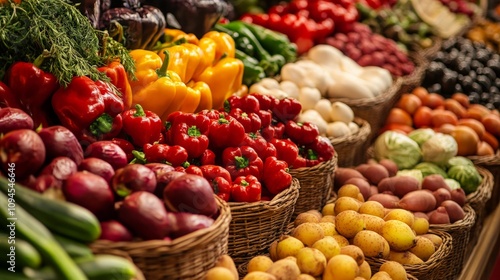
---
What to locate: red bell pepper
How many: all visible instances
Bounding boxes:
[0,81,23,109]
[5,53,60,127]
[198,109,229,121]
[165,111,211,132]
[98,61,133,110]
[121,104,163,148]
[112,138,135,162]
[200,165,233,201]
[231,175,262,203]
[51,76,124,144]
[142,143,189,167]
[222,146,263,181]
[189,149,217,166]
[170,122,210,159]
[229,108,262,133]
[298,146,321,167]
[270,138,299,167]
[305,136,336,162]
[262,156,292,195]
[208,115,246,150]
[240,132,277,161]
[292,155,308,169]
[271,122,286,139]
[256,110,272,128]
[184,164,204,177]
[261,126,275,142]
[271,97,302,123]
[224,95,260,113]
[307,0,358,33]
[284,120,320,145]
[249,93,278,111]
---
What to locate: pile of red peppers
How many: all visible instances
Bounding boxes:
[240,0,359,54]
[119,93,336,203]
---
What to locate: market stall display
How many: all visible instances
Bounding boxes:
[0,0,499,279]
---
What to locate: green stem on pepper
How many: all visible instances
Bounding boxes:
[89,113,113,136]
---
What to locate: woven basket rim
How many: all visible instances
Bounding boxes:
[228,178,300,211]
[328,77,403,107]
[329,117,371,146]
[466,165,494,205]
[289,153,338,175]
[467,150,500,165]
[90,195,231,252]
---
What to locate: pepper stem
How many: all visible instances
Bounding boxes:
[235,156,249,169]
[239,180,249,187]
[131,150,147,164]
[89,113,114,136]
[307,149,318,160]
[187,126,201,137]
[33,49,51,68]
[133,104,146,117]
[156,50,170,78]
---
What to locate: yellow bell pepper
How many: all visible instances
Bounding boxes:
[202,31,236,61]
[158,43,205,84]
[196,57,244,110]
[163,28,199,45]
[129,49,188,121]
[178,81,212,114]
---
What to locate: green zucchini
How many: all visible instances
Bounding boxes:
[24,255,138,280]
[0,233,42,269]
[0,191,87,280]
[0,177,100,243]
[53,234,94,260]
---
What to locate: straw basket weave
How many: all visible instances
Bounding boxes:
[467,153,500,213]
[463,166,494,260]
[416,36,443,60]
[289,155,338,217]
[429,204,476,279]
[227,178,300,265]
[329,117,371,167]
[90,196,231,280]
[366,230,453,280]
[329,78,403,143]
[399,52,429,95]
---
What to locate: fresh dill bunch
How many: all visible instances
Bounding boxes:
[0,0,135,86]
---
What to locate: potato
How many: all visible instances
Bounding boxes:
[214,255,239,280]
[388,251,424,265]
[359,201,386,218]
[292,223,325,247]
[450,188,467,206]
[334,196,362,214]
[358,163,389,185]
[295,247,327,276]
[379,159,399,176]
[409,236,436,261]
[440,200,465,223]
[412,217,430,235]
[379,261,408,280]
[421,174,451,192]
[337,184,362,199]
[413,212,429,220]
[266,259,301,280]
[353,230,387,258]
[433,188,452,206]
[420,234,443,250]
[320,215,336,223]
[334,168,366,190]
[335,210,365,238]
[269,240,279,261]
[371,271,393,280]
[296,274,315,280]
[384,209,415,227]
[318,222,337,236]
[358,260,372,279]
[381,220,417,252]
[360,214,385,235]
[243,271,277,280]
[276,236,305,259]
[331,234,350,247]
[322,203,335,216]
[368,193,400,208]
[312,236,341,261]
[370,185,379,196]
[294,212,320,227]
[344,177,371,200]
[398,190,437,212]
[323,254,359,280]
[428,206,451,225]
[377,176,420,198]
[340,245,365,265]
[205,267,236,280]
[305,210,323,220]
[248,256,274,273]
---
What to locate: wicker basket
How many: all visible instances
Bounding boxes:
[227,178,300,265]
[416,36,443,60]
[366,230,453,280]
[399,52,429,95]
[467,152,500,213]
[90,196,231,280]
[329,118,372,167]
[463,165,494,260]
[429,204,476,279]
[289,155,338,217]
[329,78,403,143]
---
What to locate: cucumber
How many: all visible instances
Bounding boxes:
[0,177,100,243]
[0,233,42,269]
[53,234,94,260]
[24,255,139,280]
[0,191,87,280]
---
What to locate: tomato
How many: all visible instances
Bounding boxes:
[411,87,429,102]
[481,114,500,138]
[467,105,491,121]
[413,106,433,128]
[477,141,495,156]
[450,125,480,156]
[436,123,456,134]
[395,93,422,115]
[457,118,486,140]
[385,108,413,126]
[422,93,445,109]
[444,99,467,119]
[451,93,470,108]
[431,109,458,128]
[483,131,499,151]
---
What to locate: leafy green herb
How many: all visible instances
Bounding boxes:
[0,0,135,86]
